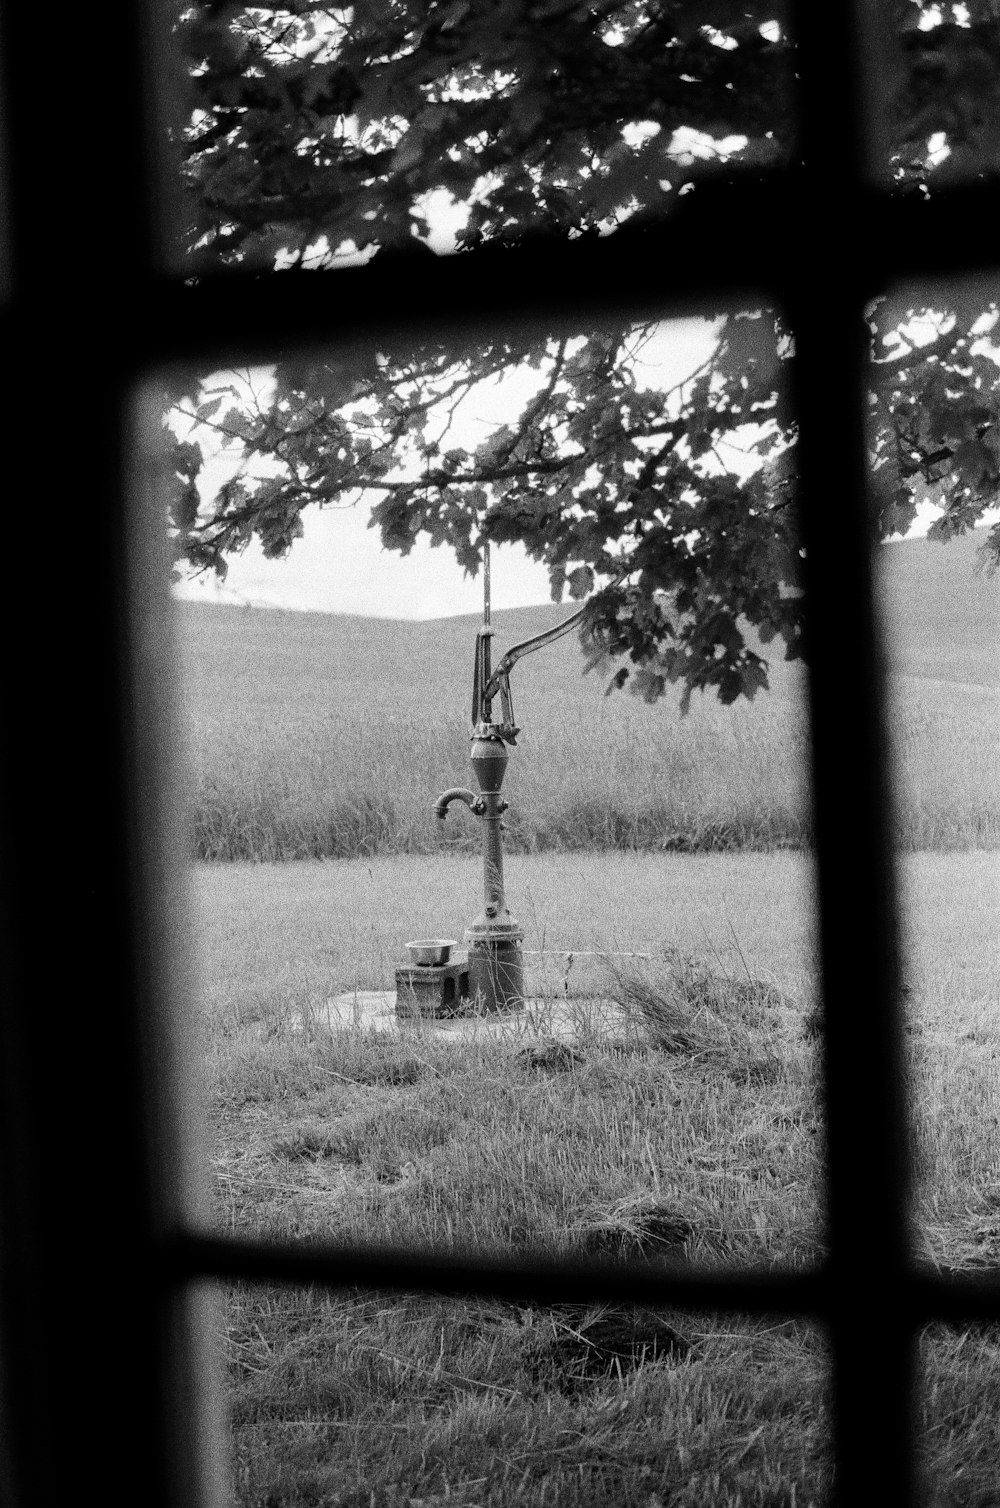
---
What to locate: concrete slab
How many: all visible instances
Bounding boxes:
[314,990,638,1043]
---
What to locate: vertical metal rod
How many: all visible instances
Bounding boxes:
[478,538,493,724]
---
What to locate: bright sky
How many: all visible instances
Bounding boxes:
[171,306,968,621]
[172,315,724,618]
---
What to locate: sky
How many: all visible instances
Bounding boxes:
[171,314,724,619]
[170,308,964,622]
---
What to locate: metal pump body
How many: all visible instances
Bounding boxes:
[435,619,526,1012]
[434,548,617,1012]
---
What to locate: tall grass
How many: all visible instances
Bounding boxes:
[176,529,1000,861]
[183,675,998,860]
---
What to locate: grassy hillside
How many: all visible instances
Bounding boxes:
[174,531,999,859]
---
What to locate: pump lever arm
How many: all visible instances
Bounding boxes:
[480,566,631,710]
[481,600,588,707]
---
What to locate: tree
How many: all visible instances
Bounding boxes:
[168,0,1000,707]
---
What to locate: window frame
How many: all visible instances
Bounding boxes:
[2,6,999,1507]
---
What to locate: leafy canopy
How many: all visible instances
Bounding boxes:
[170,0,1000,707]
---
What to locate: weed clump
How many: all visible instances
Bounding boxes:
[316,1031,427,1086]
[536,1304,697,1393]
[576,1194,695,1262]
[271,1124,339,1162]
[516,1039,586,1073]
[601,945,792,1081]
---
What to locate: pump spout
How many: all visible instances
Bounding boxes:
[434,787,483,821]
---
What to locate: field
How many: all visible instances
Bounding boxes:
[192,851,1000,1507]
[175,530,1000,862]
[180,527,1000,1504]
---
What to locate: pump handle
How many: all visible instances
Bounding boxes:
[470,564,632,741]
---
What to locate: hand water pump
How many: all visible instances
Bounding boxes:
[433,545,616,1012]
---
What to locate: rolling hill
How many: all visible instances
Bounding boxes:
[173,530,999,859]
[175,528,998,720]
[878,527,998,687]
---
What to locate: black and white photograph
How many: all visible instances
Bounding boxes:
[2,6,999,1507]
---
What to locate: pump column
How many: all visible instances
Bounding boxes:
[464,726,525,1012]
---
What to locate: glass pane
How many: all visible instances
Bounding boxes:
[872,271,1000,1498]
[225,1282,831,1505]
[164,306,823,1281]
[868,3,1000,190]
[167,3,795,272]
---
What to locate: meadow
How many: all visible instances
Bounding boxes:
[192,851,1000,1507]
[176,531,1000,863]
[179,528,999,1504]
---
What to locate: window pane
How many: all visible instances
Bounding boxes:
[166,307,822,1285]
[869,4,1000,191]
[225,1282,832,1505]
[168,3,795,273]
[871,271,1000,1502]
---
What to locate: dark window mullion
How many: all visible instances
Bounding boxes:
[792,4,914,1503]
[169,1231,829,1313]
[0,6,215,1507]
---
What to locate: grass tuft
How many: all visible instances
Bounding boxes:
[575,1194,696,1262]
[514,1039,587,1074]
[539,1304,699,1393]
[601,946,792,1084]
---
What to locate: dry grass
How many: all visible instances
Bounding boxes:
[215,994,830,1506]
[191,849,1000,1506]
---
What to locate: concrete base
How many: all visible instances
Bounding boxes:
[317,991,633,1043]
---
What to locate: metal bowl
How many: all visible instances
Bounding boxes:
[405,939,458,967]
